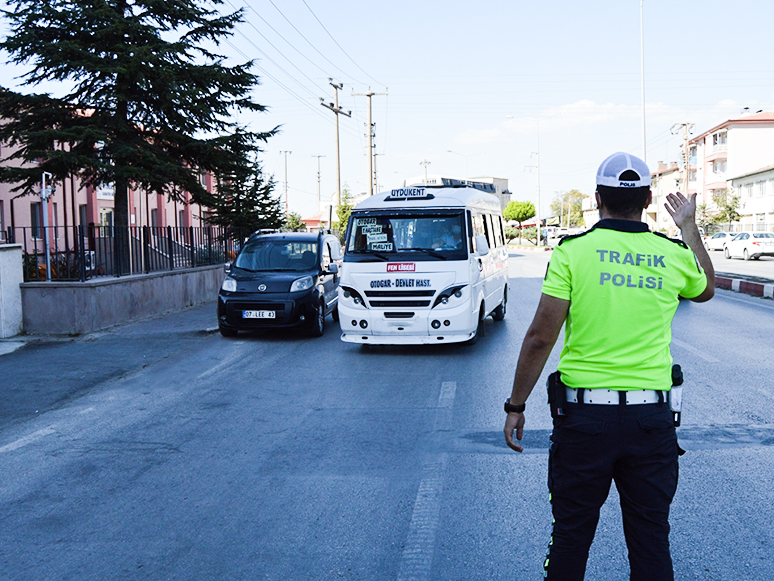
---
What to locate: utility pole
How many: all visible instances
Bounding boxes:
[352,87,388,196]
[312,155,325,213]
[420,160,431,185]
[671,122,694,197]
[280,150,292,214]
[320,80,351,210]
[373,153,383,194]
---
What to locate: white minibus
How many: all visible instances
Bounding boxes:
[337,185,509,345]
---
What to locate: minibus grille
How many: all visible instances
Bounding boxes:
[383,312,415,319]
[364,290,435,298]
[369,300,431,308]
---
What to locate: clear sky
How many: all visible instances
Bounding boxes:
[2,0,774,219]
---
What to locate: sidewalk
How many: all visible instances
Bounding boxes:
[0,301,219,429]
[0,301,218,355]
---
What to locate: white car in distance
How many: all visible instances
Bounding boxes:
[724,232,774,260]
[706,231,736,251]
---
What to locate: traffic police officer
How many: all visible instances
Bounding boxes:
[503,152,715,580]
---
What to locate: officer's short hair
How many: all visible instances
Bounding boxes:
[597,170,650,216]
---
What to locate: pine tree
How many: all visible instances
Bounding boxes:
[207,149,283,238]
[0,0,275,267]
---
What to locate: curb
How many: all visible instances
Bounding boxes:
[716,275,774,299]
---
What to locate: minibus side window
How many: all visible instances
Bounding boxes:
[484,214,496,249]
[471,213,485,253]
[498,216,506,247]
[492,214,504,248]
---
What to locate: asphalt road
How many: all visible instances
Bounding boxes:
[707,248,774,281]
[1,253,773,580]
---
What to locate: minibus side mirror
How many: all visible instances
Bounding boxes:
[326,263,339,275]
[224,262,232,273]
[474,235,490,256]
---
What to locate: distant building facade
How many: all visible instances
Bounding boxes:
[0,135,212,247]
[689,111,774,231]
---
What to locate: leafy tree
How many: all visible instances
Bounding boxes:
[550,189,587,228]
[503,200,535,244]
[0,0,274,269]
[207,150,282,238]
[333,186,354,242]
[696,203,712,229]
[711,193,740,226]
[504,226,520,244]
[283,212,304,231]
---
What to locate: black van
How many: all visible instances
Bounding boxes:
[217,231,342,337]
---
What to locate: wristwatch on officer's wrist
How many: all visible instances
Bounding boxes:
[504,398,526,414]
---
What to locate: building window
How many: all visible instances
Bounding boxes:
[79,204,88,229]
[712,132,727,146]
[744,183,753,199]
[0,200,4,234]
[31,202,42,238]
[756,213,766,231]
[712,159,727,174]
[756,181,766,197]
[689,170,697,182]
[178,209,185,228]
[151,208,158,229]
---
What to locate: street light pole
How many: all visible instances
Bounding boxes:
[641,0,647,163]
[40,171,53,281]
[446,150,485,181]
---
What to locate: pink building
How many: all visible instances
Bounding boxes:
[689,112,774,215]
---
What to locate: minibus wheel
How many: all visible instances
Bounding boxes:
[493,290,507,322]
[466,304,486,345]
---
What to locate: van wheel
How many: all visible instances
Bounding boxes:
[331,304,340,322]
[492,291,507,322]
[466,304,486,345]
[309,300,325,337]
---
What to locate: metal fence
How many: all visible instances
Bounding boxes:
[6,225,246,282]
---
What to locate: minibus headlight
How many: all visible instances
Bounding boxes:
[432,285,467,308]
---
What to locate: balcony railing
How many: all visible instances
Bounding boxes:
[6,225,247,282]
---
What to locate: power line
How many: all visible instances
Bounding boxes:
[265,0,365,85]
[300,0,383,87]
[223,38,361,140]
[224,0,326,96]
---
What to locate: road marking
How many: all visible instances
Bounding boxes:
[396,454,448,581]
[438,381,456,408]
[196,343,249,380]
[397,382,456,581]
[0,427,56,454]
[671,338,720,363]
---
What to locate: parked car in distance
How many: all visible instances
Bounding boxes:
[724,231,774,260]
[706,231,737,251]
[217,231,342,337]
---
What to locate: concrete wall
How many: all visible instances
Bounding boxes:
[21,264,224,335]
[0,244,24,338]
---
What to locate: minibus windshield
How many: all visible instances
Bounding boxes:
[346,212,467,261]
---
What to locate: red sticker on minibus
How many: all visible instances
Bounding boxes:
[387,263,415,272]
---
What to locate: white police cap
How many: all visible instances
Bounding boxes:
[596,152,651,188]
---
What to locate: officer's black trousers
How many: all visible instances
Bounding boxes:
[545,402,678,581]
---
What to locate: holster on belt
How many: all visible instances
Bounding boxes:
[547,371,567,418]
